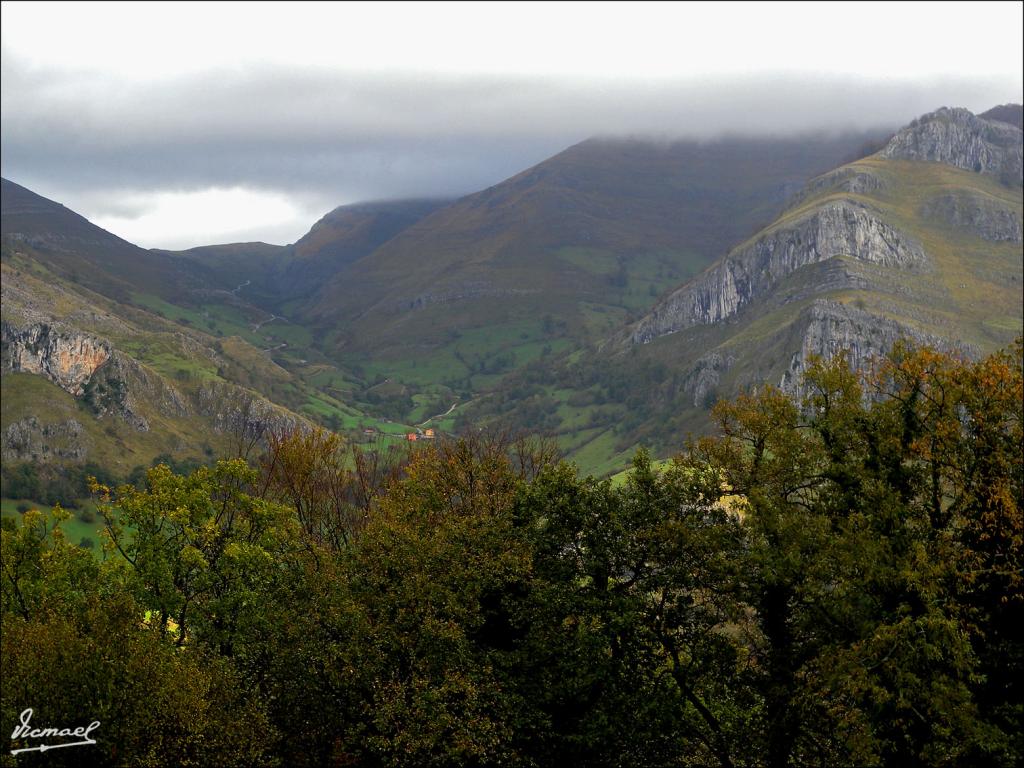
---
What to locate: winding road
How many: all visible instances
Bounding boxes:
[418,400,460,427]
[252,313,286,332]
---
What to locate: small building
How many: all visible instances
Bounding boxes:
[423,428,435,439]
[406,433,418,441]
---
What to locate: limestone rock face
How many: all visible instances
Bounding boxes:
[195,382,307,439]
[1,317,307,453]
[779,300,974,398]
[786,166,888,209]
[1,417,91,462]
[629,201,927,344]
[682,352,735,408]
[919,192,1023,242]
[881,107,1023,184]
[2,322,110,396]
[2,321,160,430]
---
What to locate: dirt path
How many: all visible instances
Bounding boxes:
[418,400,460,427]
[252,313,285,332]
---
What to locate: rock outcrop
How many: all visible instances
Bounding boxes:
[881,107,1023,185]
[2,317,310,461]
[629,200,927,344]
[919,191,1023,242]
[1,322,111,396]
[779,300,975,397]
[1,417,92,462]
[1,321,186,432]
[195,381,308,440]
[786,166,888,209]
[682,352,735,408]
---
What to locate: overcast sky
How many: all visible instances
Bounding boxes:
[2,1,1022,249]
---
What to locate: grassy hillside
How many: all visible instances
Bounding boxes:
[456,142,1022,473]
[1,178,217,304]
[310,133,886,356]
[12,119,1014,480]
[1,249,419,488]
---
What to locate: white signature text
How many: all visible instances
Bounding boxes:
[9,709,100,755]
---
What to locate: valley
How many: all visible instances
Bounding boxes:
[3,4,1023,763]
[2,105,1022,503]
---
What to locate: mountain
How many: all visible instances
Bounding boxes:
[305,133,888,373]
[627,107,1021,340]
[5,106,1019,483]
[980,103,1024,130]
[159,199,448,307]
[590,105,1023,451]
[0,127,886,484]
[1,178,211,304]
[452,106,1021,474]
[0,186,421,480]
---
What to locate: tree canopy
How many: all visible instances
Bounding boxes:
[2,339,1021,766]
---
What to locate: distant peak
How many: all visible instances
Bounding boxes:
[1,177,69,216]
[881,106,1023,184]
[980,103,1024,130]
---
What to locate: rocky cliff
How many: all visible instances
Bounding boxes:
[785,166,888,209]
[2,322,111,396]
[1,319,310,461]
[604,105,1021,458]
[628,200,927,344]
[2,417,92,463]
[194,382,308,441]
[918,191,1022,242]
[1,321,168,431]
[881,107,1023,185]
[778,300,975,397]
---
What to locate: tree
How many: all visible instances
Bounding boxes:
[1,507,275,766]
[675,340,1024,766]
[257,428,407,550]
[324,433,552,766]
[514,451,748,767]
[94,459,299,657]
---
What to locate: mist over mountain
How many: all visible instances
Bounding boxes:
[3,102,1020,477]
[981,103,1024,129]
[4,51,1019,248]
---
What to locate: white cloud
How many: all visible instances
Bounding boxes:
[2,1,1021,247]
[2,1,1021,85]
[90,187,309,250]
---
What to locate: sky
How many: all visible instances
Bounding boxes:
[2,1,1022,249]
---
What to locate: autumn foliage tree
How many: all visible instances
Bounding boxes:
[1,339,1020,767]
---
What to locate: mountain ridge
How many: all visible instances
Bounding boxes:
[624,107,1022,348]
[453,105,1021,472]
[303,131,890,365]
[3,105,1021,480]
